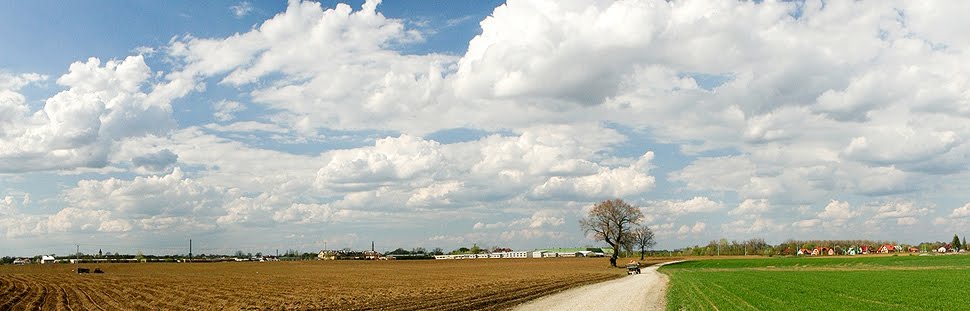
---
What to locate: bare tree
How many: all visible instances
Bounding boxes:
[630,226,656,260]
[579,199,643,267]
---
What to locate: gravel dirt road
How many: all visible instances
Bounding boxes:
[512,261,681,311]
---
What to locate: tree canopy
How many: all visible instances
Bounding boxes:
[579,199,643,266]
[628,226,657,260]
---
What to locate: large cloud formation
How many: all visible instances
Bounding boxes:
[0,56,177,173]
[4,0,970,250]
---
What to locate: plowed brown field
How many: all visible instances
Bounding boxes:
[0,258,640,310]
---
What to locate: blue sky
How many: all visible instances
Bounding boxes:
[0,1,498,72]
[2,0,970,257]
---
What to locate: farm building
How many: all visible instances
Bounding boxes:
[505,251,529,258]
[878,244,896,253]
[317,249,381,260]
[433,254,478,260]
[431,248,605,260]
[436,254,475,259]
[808,247,833,256]
[489,251,529,258]
[811,247,832,256]
[318,250,337,260]
[13,258,29,265]
[860,245,872,254]
[908,247,920,253]
[845,246,859,255]
[797,248,810,255]
[41,255,55,264]
[69,258,140,264]
[432,251,533,260]
[827,248,835,256]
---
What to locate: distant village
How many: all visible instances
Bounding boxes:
[673,235,968,257]
[792,243,963,256]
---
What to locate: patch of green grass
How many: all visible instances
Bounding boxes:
[662,255,970,310]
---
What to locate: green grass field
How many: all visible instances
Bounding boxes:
[660,255,970,310]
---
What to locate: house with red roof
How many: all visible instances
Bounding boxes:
[937,244,952,253]
[878,244,896,253]
[812,246,833,256]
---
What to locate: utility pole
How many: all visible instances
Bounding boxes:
[75,244,79,272]
[189,239,193,261]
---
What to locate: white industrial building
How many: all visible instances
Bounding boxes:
[432,249,605,260]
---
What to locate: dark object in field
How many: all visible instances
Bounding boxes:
[76,268,90,274]
[93,268,104,273]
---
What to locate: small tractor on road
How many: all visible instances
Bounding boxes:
[626,263,640,275]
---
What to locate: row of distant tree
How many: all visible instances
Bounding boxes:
[0,251,187,264]
[0,247,431,264]
[576,198,968,264]
[2,244,584,264]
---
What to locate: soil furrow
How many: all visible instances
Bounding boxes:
[0,258,632,310]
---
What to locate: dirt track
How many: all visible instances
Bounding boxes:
[513,261,681,311]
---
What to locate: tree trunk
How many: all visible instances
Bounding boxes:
[610,250,618,267]
[607,242,618,267]
[640,249,645,261]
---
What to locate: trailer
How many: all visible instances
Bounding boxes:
[626,264,640,275]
